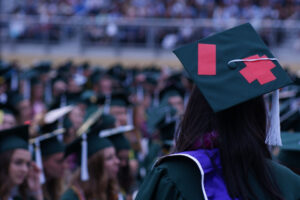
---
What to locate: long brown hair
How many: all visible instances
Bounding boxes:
[0,150,29,200]
[175,86,282,200]
[42,170,64,200]
[71,149,119,200]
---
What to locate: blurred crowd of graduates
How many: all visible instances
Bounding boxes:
[0,58,299,199]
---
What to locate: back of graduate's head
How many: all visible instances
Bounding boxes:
[176,86,283,200]
[175,85,268,154]
[172,23,294,199]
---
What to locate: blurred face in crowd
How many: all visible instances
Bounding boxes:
[103,147,120,179]
[0,82,7,94]
[9,149,31,186]
[53,80,67,97]
[168,96,184,115]
[69,106,84,130]
[110,106,127,126]
[18,99,32,122]
[99,77,113,95]
[67,79,82,93]
[117,149,129,168]
[32,83,44,100]
[43,152,68,179]
[0,113,17,130]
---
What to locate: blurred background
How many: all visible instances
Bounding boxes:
[0,0,300,70]
[0,2,300,199]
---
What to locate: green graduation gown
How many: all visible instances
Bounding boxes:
[60,188,80,200]
[135,156,300,200]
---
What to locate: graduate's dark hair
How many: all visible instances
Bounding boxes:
[175,86,283,200]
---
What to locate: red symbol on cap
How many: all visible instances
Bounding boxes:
[198,43,216,75]
[239,54,276,85]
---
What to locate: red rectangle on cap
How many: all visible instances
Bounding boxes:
[198,43,216,75]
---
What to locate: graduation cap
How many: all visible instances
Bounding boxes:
[33,61,51,74]
[44,105,74,124]
[0,125,29,153]
[0,61,12,84]
[147,102,177,135]
[277,132,300,171]
[0,103,19,117]
[99,124,134,151]
[159,84,185,103]
[154,105,178,147]
[65,125,113,181]
[30,128,65,184]
[98,91,130,114]
[173,23,293,146]
[173,23,292,112]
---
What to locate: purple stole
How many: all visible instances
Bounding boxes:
[156,149,238,200]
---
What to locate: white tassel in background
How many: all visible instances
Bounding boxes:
[265,89,282,146]
[34,140,46,184]
[81,133,89,181]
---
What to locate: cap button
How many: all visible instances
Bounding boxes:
[228,62,237,69]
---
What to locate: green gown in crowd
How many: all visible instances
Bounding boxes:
[136,156,300,200]
[60,187,82,200]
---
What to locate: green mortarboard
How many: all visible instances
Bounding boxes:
[98,91,130,107]
[0,103,19,116]
[159,84,185,103]
[33,61,51,74]
[110,92,130,107]
[89,113,116,133]
[154,105,177,146]
[173,23,292,112]
[30,128,65,184]
[80,90,98,106]
[0,125,29,153]
[40,133,65,157]
[65,130,113,160]
[99,125,134,151]
[277,132,300,170]
[65,129,113,181]
[280,108,300,132]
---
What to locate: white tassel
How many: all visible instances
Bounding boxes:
[81,133,89,181]
[34,140,46,184]
[265,90,282,146]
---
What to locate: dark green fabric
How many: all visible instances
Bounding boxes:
[139,141,161,176]
[60,188,79,200]
[40,136,65,156]
[136,156,204,200]
[173,23,292,112]
[65,133,113,160]
[110,134,131,151]
[0,125,29,153]
[136,156,300,200]
[277,132,300,169]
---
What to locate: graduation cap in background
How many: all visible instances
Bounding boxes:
[0,61,12,85]
[147,102,177,135]
[99,124,134,152]
[33,61,51,74]
[280,106,300,132]
[173,23,293,146]
[98,91,131,114]
[106,63,127,83]
[154,105,178,147]
[277,132,300,172]
[65,122,113,181]
[159,84,185,104]
[30,128,65,184]
[0,125,29,153]
[0,102,19,117]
